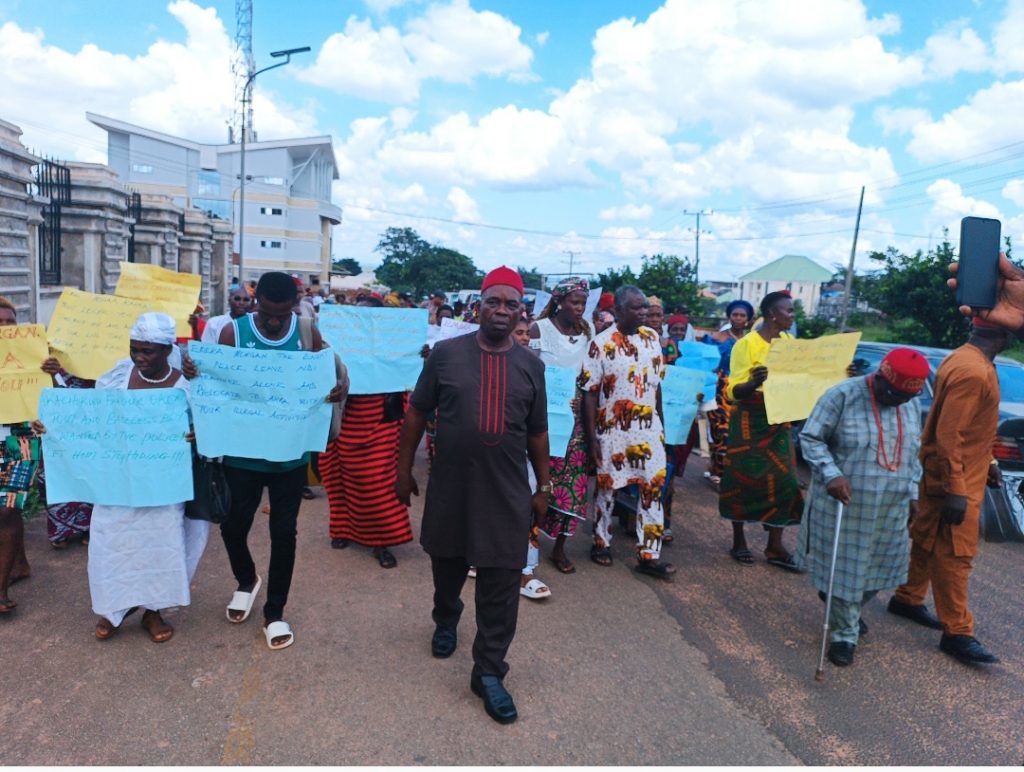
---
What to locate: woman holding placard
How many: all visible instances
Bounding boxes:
[718,292,804,570]
[34,312,206,642]
[528,277,592,577]
[0,296,41,615]
[320,296,413,569]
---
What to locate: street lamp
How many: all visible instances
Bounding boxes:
[237,45,311,283]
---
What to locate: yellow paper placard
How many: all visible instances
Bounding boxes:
[0,324,50,422]
[47,289,151,380]
[115,262,201,337]
[763,332,862,425]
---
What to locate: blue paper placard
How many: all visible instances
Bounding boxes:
[676,341,720,396]
[545,365,577,458]
[661,366,707,445]
[39,388,192,507]
[317,305,428,394]
[188,343,336,461]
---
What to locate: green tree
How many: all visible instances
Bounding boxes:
[863,236,970,348]
[516,266,545,289]
[594,265,638,294]
[373,227,482,298]
[331,257,361,276]
[636,253,712,315]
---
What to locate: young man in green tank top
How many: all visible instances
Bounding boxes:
[186,272,347,650]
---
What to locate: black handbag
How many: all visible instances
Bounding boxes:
[185,448,231,524]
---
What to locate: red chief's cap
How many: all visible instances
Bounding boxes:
[878,348,930,395]
[480,266,524,295]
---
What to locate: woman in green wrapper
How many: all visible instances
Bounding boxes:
[718,291,804,571]
[0,296,41,613]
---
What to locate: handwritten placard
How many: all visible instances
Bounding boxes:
[116,261,201,337]
[317,306,427,394]
[662,366,707,444]
[763,332,862,424]
[439,316,478,341]
[47,289,151,380]
[39,388,192,506]
[545,365,577,458]
[187,343,335,460]
[0,324,50,423]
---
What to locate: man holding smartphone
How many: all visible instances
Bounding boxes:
[889,318,1008,665]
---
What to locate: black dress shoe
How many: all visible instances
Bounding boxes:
[431,625,457,658]
[887,597,943,629]
[939,634,1000,665]
[470,674,518,724]
[827,641,856,667]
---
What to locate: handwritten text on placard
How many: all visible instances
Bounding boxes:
[0,324,50,423]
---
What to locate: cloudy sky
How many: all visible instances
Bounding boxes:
[2,0,1023,281]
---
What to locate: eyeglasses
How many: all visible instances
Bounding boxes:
[877,377,917,404]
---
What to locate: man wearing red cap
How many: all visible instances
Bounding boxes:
[396,265,551,724]
[889,319,1011,665]
[797,348,930,667]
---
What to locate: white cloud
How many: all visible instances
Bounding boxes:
[363,0,413,14]
[298,0,533,104]
[993,0,1024,75]
[0,1,315,162]
[535,31,549,46]
[926,179,1002,229]
[921,21,988,78]
[874,106,931,136]
[446,186,481,222]
[599,203,653,221]
[1003,179,1024,208]
[906,80,1024,162]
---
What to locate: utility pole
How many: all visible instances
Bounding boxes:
[684,209,712,284]
[840,186,865,330]
[562,249,578,274]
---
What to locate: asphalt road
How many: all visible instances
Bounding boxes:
[2,447,1021,765]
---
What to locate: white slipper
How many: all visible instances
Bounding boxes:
[467,566,477,578]
[225,575,262,623]
[264,620,294,650]
[520,578,552,600]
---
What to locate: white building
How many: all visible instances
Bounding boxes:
[87,112,342,284]
[737,254,833,315]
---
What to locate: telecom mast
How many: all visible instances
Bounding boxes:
[230,0,255,143]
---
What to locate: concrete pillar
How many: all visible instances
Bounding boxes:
[135,195,182,272]
[180,209,214,311]
[0,118,40,321]
[210,219,233,315]
[60,162,128,296]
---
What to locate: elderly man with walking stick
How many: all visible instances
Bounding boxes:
[797,348,931,669]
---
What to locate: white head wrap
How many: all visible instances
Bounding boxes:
[129,312,176,345]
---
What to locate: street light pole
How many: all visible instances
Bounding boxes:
[237,45,310,284]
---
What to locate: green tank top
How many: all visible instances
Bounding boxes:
[232,312,303,351]
[223,312,310,473]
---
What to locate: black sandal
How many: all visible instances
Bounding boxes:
[730,547,755,566]
[374,548,397,569]
[590,545,613,567]
[766,553,804,573]
[636,560,676,579]
[331,538,350,550]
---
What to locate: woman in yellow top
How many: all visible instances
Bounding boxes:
[719,291,804,570]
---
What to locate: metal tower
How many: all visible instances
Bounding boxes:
[230,0,255,143]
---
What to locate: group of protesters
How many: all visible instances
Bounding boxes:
[1,252,1018,725]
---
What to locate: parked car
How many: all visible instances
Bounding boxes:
[850,341,1024,542]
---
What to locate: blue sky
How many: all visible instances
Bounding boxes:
[2,0,1023,283]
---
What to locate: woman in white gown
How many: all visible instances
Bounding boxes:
[44,313,208,642]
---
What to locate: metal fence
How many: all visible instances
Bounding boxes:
[125,191,142,262]
[32,158,71,285]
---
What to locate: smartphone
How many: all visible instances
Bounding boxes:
[956,216,1001,309]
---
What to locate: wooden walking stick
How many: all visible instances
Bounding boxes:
[815,499,845,682]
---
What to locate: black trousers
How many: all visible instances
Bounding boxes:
[221,464,307,621]
[430,555,521,679]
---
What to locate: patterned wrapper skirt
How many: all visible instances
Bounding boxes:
[538,394,590,540]
[707,371,731,478]
[718,393,803,527]
[0,424,40,511]
[319,395,414,548]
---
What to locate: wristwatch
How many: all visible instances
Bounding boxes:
[538,483,552,494]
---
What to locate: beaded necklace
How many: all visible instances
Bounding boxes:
[867,375,903,471]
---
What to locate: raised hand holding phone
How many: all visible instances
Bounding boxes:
[954,216,1001,310]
